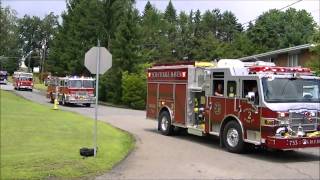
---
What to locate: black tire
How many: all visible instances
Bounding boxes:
[222,121,245,153]
[158,111,174,136]
[84,103,91,107]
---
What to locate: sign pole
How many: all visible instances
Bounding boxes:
[94,39,100,157]
[84,39,112,158]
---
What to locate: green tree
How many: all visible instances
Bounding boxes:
[176,11,193,60]
[164,0,176,24]
[17,15,42,70]
[247,8,316,53]
[48,0,129,75]
[17,13,58,73]
[103,3,142,104]
[218,11,242,42]
[40,13,59,73]
[306,30,320,75]
[0,6,20,73]
[121,63,150,109]
[140,2,165,62]
[121,71,146,109]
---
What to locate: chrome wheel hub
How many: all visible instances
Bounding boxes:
[161,116,168,131]
[227,128,239,147]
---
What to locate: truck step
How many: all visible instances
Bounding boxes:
[187,127,204,136]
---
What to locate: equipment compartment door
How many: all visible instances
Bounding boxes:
[174,84,186,124]
[210,96,225,124]
[147,83,158,119]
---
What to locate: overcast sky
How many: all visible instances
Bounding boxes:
[2,0,320,26]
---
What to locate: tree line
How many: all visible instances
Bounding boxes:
[1,0,319,109]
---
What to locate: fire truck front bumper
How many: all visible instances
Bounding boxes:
[266,133,320,149]
[18,86,33,90]
[66,96,95,104]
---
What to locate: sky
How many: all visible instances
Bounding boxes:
[2,0,320,26]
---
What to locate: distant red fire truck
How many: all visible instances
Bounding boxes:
[13,72,33,91]
[146,60,320,153]
[46,76,95,107]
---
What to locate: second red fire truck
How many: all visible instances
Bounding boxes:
[47,76,95,107]
[146,60,320,153]
[13,72,33,91]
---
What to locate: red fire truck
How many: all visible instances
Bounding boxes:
[146,60,320,153]
[46,76,95,107]
[13,72,33,91]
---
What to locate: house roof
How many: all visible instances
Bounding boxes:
[239,44,314,61]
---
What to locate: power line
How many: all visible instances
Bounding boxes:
[242,0,304,26]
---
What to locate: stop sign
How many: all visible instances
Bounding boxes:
[85,47,112,74]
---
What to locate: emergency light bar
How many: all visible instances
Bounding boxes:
[249,66,312,75]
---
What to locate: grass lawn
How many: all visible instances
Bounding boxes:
[33,83,47,92]
[0,90,135,179]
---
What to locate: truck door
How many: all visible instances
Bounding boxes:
[225,80,240,116]
[211,79,225,124]
[239,79,261,140]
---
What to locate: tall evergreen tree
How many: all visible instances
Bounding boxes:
[0,6,20,73]
[104,4,142,103]
[164,0,176,24]
[218,11,242,42]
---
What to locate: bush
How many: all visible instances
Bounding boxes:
[121,71,146,109]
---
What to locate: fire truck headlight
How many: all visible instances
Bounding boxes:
[277,112,289,118]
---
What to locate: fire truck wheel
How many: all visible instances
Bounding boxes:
[223,121,245,153]
[159,111,173,136]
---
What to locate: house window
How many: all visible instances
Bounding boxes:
[288,54,299,67]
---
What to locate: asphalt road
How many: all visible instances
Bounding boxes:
[1,84,320,179]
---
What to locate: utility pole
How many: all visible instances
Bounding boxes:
[41,40,46,82]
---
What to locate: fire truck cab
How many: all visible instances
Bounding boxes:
[13,72,33,91]
[47,76,95,107]
[147,60,320,153]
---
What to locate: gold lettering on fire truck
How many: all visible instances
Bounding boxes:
[150,71,184,78]
[243,108,254,123]
[213,103,221,115]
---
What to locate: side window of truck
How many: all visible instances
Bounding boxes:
[242,80,259,104]
[213,80,224,97]
[227,81,236,98]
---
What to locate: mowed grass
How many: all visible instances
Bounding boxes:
[0,90,135,179]
[33,83,47,92]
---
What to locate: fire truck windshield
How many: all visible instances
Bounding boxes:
[69,80,94,88]
[69,80,82,88]
[262,78,320,103]
[20,77,32,81]
[83,80,94,88]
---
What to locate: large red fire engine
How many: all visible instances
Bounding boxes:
[13,72,33,91]
[46,76,95,107]
[147,60,320,153]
